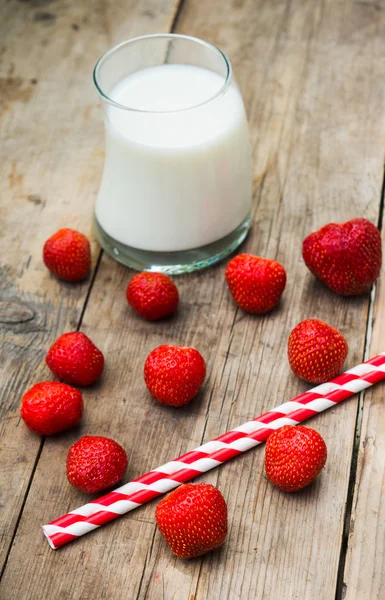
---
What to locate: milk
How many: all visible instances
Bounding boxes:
[95,64,252,252]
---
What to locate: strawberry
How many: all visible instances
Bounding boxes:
[20,381,83,435]
[265,425,327,492]
[144,345,206,407]
[302,218,382,296]
[126,272,179,321]
[225,253,286,314]
[46,331,104,386]
[288,318,348,384]
[43,228,91,282]
[155,483,228,558]
[66,435,128,493]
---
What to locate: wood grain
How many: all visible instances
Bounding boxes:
[2,0,385,599]
[343,252,385,597]
[0,0,179,575]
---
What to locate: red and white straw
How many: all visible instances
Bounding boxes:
[43,352,385,549]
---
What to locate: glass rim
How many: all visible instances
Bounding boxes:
[93,33,233,114]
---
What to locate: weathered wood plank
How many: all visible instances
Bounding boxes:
[2,0,385,599]
[343,244,385,597]
[0,0,179,574]
[339,7,385,596]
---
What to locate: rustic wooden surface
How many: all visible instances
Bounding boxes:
[0,0,179,573]
[1,0,385,598]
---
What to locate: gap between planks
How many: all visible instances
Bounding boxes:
[334,163,385,600]
[170,0,187,32]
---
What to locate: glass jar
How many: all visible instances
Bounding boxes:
[93,34,252,274]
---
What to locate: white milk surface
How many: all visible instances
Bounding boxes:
[95,64,252,252]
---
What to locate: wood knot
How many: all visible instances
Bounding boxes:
[0,299,35,324]
[19,0,55,6]
[27,194,43,206]
[34,11,56,22]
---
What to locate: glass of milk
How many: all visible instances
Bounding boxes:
[93,34,252,274]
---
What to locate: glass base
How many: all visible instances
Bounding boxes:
[93,213,251,274]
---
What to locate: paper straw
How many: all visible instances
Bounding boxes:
[42,352,385,549]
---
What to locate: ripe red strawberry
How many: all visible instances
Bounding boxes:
[66,435,128,493]
[46,331,104,386]
[225,253,286,314]
[126,272,179,321]
[288,318,348,384]
[20,382,83,435]
[43,228,91,282]
[302,218,382,296]
[265,425,327,492]
[155,483,228,558]
[144,345,206,407]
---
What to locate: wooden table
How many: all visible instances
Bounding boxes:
[1,0,385,598]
